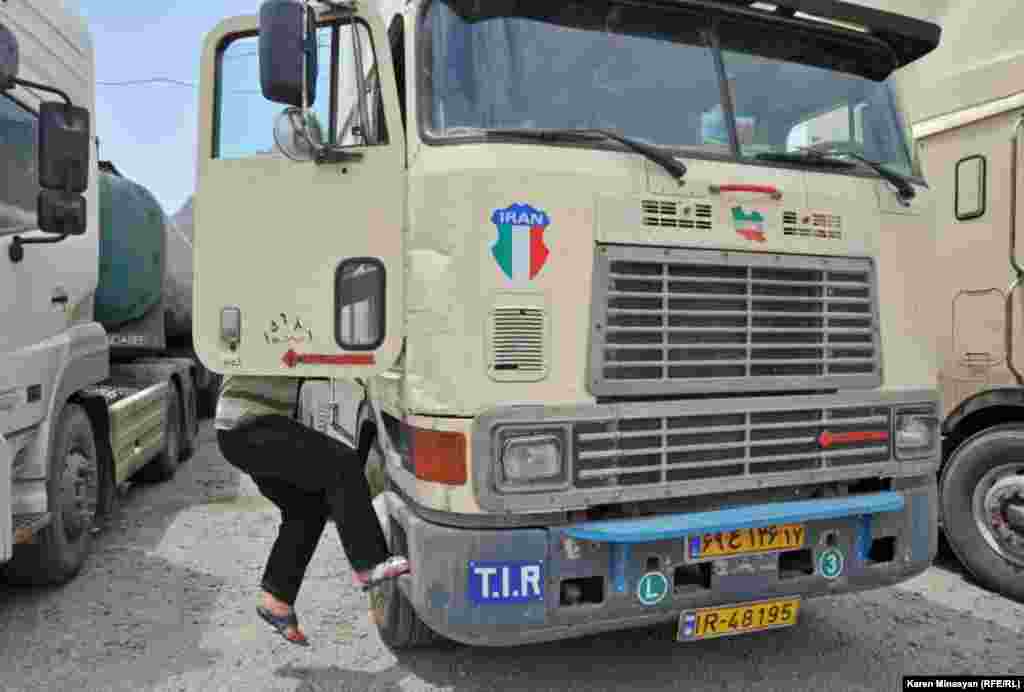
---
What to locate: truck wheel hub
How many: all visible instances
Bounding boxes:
[974,465,1024,566]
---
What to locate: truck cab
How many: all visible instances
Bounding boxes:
[1,0,203,586]
[889,1,1024,603]
[195,0,944,647]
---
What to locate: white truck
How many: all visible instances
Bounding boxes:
[0,0,210,586]
[195,0,944,647]
[888,1,1024,601]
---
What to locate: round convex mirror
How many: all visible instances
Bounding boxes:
[273,106,325,161]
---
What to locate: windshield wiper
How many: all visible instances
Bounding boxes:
[483,128,688,182]
[753,151,857,169]
[757,147,916,201]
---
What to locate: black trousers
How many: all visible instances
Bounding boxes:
[216,415,391,605]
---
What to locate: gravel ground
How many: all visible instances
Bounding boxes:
[1,420,1022,692]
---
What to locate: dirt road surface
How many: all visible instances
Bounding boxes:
[1,421,1022,692]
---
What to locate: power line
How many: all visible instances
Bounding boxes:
[97,78,196,87]
[97,41,332,89]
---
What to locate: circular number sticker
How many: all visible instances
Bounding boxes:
[636,572,669,606]
[818,547,845,580]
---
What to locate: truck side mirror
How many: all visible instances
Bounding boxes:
[38,101,91,193]
[0,22,18,90]
[37,190,87,236]
[259,0,318,108]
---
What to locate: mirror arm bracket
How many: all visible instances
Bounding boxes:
[313,0,358,13]
[9,233,69,264]
[9,76,72,106]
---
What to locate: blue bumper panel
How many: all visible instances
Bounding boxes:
[854,514,873,563]
[911,492,931,562]
[562,491,906,544]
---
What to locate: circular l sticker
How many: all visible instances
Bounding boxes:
[637,572,669,606]
[818,547,845,580]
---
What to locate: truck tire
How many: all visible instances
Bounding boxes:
[365,439,387,500]
[3,404,100,585]
[940,423,1024,602]
[135,385,183,483]
[199,373,222,420]
[179,377,198,462]
[371,515,441,650]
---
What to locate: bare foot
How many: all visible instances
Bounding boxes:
[261,591,291,616]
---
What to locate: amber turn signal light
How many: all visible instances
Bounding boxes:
[410,426,467,485]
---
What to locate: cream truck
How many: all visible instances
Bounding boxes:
[194,0,944,647]
[886,1,1024,602]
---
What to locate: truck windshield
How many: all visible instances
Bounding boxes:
[421,0,916,177]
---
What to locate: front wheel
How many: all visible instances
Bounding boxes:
[941,424,1024,602]
[369,510,441,650]
[3,404,99,585]
[198,373,222,420]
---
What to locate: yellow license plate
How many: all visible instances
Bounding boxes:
[687,523,805,560]
[677,597,800,642]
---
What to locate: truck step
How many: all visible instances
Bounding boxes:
[12,512,52,545]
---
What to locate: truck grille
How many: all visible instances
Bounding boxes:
[573,406,891,489]
[589,245,880,396]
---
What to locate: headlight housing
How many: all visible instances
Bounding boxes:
[496,429,568,492]
[894,407,940,460]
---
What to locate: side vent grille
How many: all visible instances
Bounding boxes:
[489,307,548,382]
[316,403,332,433]
[783,211,843,240]
[642,200,713,231]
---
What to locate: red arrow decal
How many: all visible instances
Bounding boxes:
[736,228,766,242]
[818,430,890,448]
[282,349,375,368]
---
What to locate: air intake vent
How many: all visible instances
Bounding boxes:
[642,200,713,231]
[488,307,548,382]
[783,211,843,240]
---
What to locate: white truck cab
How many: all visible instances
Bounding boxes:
[1,1,200,586]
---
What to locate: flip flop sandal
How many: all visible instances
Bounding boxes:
[256,605,310,646]
[358,560,411,593]
[359,568,413,593]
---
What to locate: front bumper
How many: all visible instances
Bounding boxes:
[471,388,940,514]
[384,475,937,647]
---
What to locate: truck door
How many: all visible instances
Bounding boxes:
[194,12,405,378]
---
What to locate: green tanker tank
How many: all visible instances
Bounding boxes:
[93,161,194,342]
[94,163,166,330]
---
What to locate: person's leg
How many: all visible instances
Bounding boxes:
[217,427,328,644]
[254,476,329,607]
[220,416,404,580]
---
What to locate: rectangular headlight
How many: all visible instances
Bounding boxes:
[894,407,939,460]
[497,430,568,492]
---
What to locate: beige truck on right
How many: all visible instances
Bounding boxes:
[891,1,1024,602]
